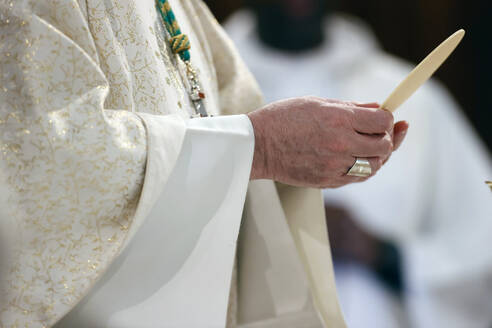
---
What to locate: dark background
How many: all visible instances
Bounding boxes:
[205,0,492,152]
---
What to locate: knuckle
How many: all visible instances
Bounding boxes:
[382,111,394,130]
[382,138,393,154]
[347,108,359,122]
[311,95,325,102]
[304,95,322,104]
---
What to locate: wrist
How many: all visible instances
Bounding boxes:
[247,111,271,180]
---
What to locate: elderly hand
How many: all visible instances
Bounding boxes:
[248,96,408,188]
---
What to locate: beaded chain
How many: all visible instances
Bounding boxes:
[156,0,209,117]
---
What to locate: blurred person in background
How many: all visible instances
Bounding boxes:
[224,0,492,327]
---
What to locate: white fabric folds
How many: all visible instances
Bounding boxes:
[56,115,255,327]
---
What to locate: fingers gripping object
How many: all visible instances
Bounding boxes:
[345,30,464,178]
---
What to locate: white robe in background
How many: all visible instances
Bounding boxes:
[225,10,492,328]
[0,1,345,327]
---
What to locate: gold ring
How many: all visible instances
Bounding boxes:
[347,158,372,177]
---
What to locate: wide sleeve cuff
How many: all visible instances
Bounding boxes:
[56,114,255,327]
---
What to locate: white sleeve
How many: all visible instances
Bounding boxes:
[55,114,255,328]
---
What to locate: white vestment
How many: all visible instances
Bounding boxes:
[0,1,346,327]
[225,10,492,328]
